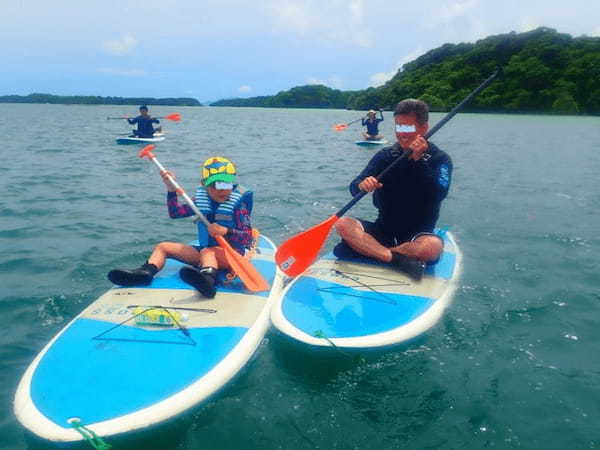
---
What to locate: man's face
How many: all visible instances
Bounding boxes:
[140,109,149,116]
[207,185,232,203]
[394,113,428,149]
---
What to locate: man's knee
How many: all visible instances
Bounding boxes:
[414,236,443,261]
[334,217,355,237]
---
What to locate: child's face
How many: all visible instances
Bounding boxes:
[207,185,232,203]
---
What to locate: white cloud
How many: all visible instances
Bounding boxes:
[519,18,540,32]
[349,0,364,24]
[238,85,252,93]
[263,0,372,47]
[102,34,138,56]
[431,0,479,25]
[97,67,147,77]
[307,75,343,89]
[369,47,425,87]
[265,1,314,34]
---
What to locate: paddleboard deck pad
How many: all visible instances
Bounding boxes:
[271,230,461,349]
[14,235,281,442]
[355,139,388,146]
[116,134,165,145]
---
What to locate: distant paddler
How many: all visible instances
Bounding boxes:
[361,108,385,141]
[107,107,182,137]
[126,105,162,138]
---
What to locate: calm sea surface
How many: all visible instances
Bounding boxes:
[1,104,599,449]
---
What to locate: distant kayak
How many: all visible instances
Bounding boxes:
[355,139,389,146]
[116,133,166,145]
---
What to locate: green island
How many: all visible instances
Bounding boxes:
[0,93,202,107]
[211,27,600,115]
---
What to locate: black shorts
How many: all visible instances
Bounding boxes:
[333,220,442,260]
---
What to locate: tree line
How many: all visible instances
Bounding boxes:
[211,27,600,115]
[0,93,202,107]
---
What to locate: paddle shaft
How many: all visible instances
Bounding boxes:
[335,69,500,219]
[346,117,364,126]
[145,157,211,227]
[107,114,178,120]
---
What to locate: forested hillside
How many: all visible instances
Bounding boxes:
[0,94,202,106]
[212,28,600,115]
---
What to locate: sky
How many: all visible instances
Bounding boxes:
[2,0,600,103]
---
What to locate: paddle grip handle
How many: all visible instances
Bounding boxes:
[146,156,211,227]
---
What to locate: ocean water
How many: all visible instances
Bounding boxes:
[1,104,599,449]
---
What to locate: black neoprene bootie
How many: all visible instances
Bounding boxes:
[107,263,158,286]
[179,266,217,298]
[390,253,426,281]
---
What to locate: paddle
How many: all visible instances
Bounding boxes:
[333,116,364,132]
[138,145,270,292]
[107,113,182,121]
[276,69,501,277]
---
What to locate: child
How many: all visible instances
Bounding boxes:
[107,156,253,298]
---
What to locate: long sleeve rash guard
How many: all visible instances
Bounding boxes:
[349,142,452,239]
[166,191,253,250]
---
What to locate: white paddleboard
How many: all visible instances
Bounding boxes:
[14,235,283,443]
[116,134,166,145]
[271,230,462,349]
[355,139,389,146]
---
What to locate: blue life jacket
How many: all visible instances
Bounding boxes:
[193,186,253,252]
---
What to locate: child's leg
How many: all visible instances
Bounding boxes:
[148,242,202,270]
[108,242,200,287]
[179,246,231,298]
[197,246,229,270]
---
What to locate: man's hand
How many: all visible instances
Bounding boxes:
[358,176,383,192]
[408,135,429,161]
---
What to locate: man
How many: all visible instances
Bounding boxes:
[127,105,162,138]
[333,99,452,281]
[361,109,384,141]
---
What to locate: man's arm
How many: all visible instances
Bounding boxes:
[414,152,452,202]
[349,150,393,196]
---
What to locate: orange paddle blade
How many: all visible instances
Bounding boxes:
[215,235,270,292]
[275,215,339,277]
[164,113,181,122]
[333,124,347,131]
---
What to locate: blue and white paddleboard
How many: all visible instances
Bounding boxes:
[355,139,388,146]
[116,134,166,145]
[14,235,282,443]
[271,231,461,349]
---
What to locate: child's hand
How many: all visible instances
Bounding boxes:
[160,170,177,192]
[208,223,229,237]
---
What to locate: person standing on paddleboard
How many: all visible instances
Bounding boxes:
[107,156,255,298]
[334,99,452,281]
[361,109,384,141]
[127,105,162,138]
